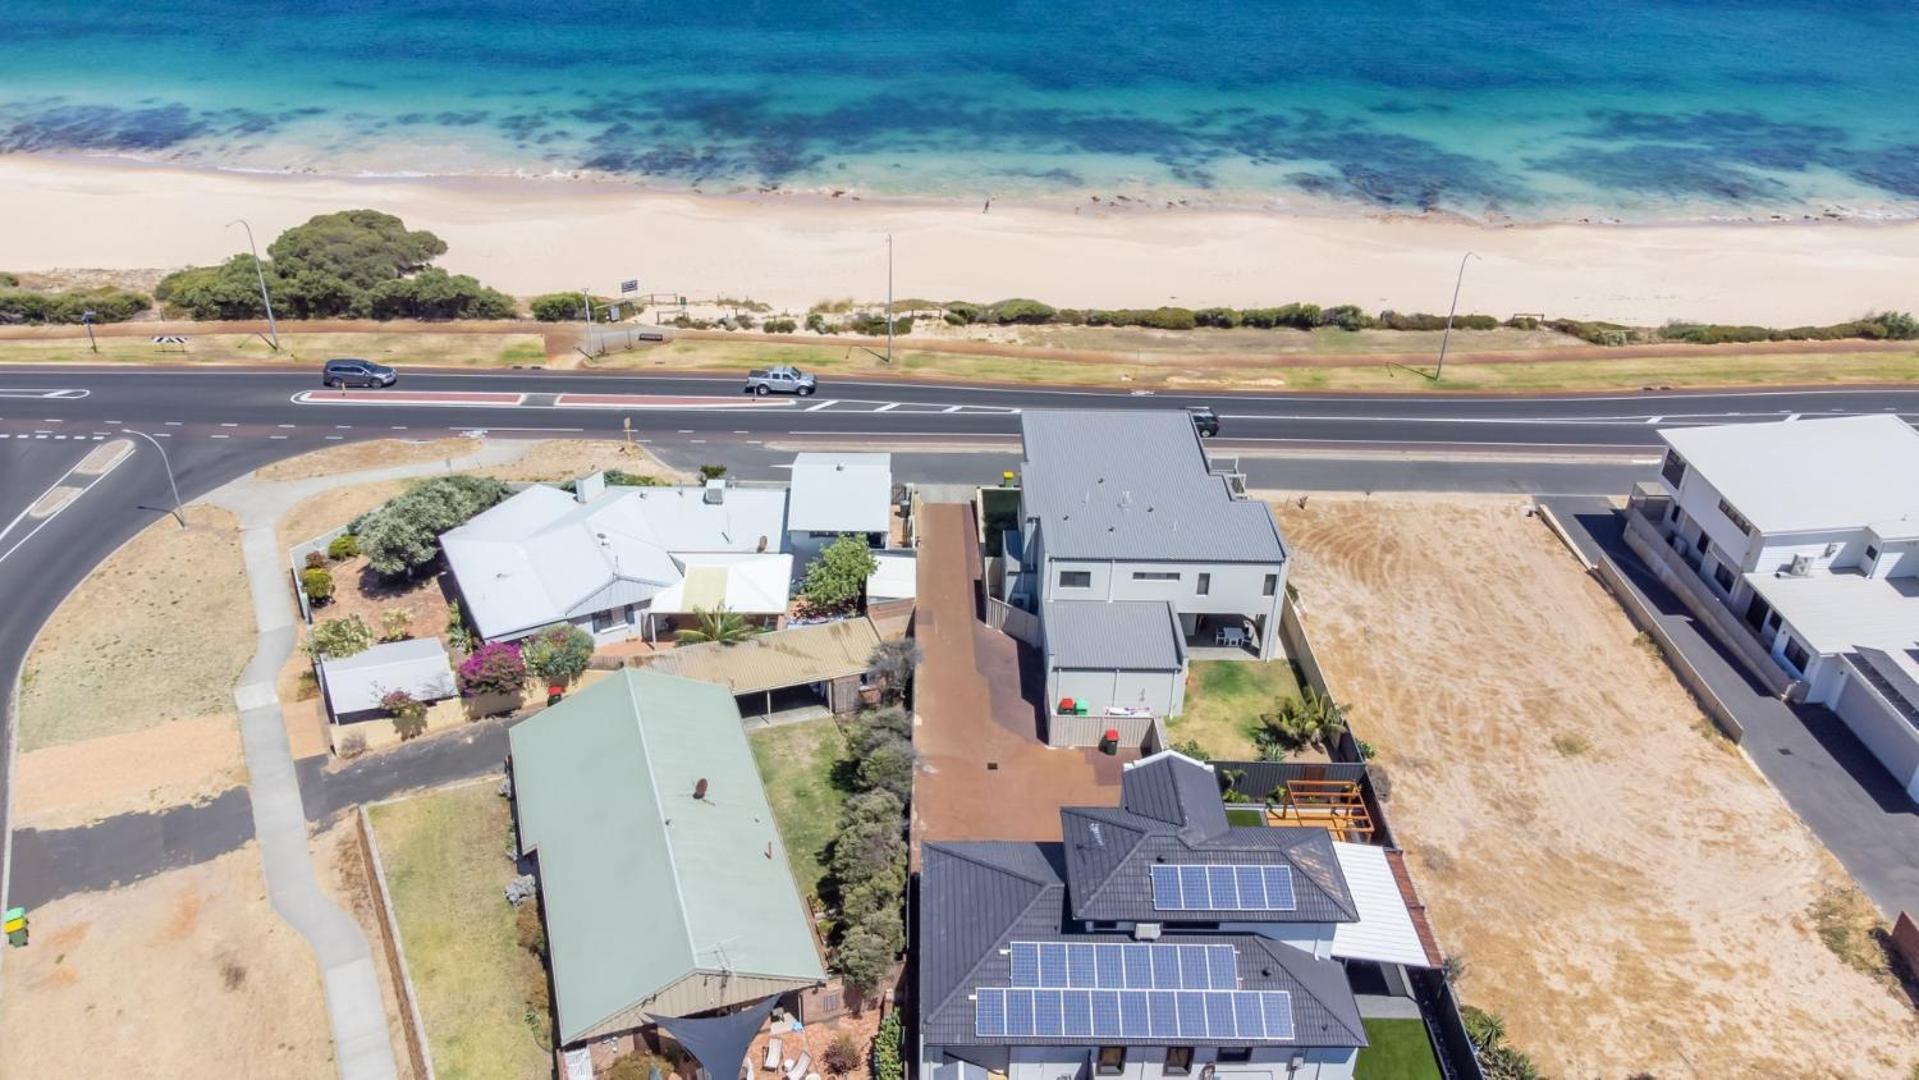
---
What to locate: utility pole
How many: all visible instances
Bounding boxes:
[885,233,894,364]
[227,219,280,352]
[124,430,186,528]
[1435,251,1478,381]
[81,309,97,353]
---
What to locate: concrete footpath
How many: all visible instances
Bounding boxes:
[202,440,530,1080]
[1541,496,1919,919]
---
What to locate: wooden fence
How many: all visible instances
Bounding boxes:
[356,806,436,1080]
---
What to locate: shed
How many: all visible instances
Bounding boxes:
[318,637,457,723]
[1042,600,1187,744]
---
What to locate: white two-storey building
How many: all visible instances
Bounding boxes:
[1012,412,1289,732]
[1652,415,1919,799]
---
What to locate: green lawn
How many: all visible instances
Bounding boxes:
[1167,660,1304,760]
[749,718,851,906]
[368,782,552,1080]
[1354,1018,1443,1080]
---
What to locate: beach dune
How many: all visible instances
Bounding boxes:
[3,155,1917,327]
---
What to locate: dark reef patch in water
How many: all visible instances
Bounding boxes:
[1531,144,1787,201]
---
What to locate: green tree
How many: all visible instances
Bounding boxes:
[1252,689,1350,760]
[354,475,511,577]
[305,615,374,660]
[674,606,758,646]
[856,735,916,803]
[155,255,276,319]
[849,706,912,758]
[865,640,921,703]
[833,918,896,996]
[530,291,598,322]
[801,535,878,614]
[266,209,447,290]
[522,622,595,685]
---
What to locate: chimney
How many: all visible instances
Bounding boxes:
[704,478,726,505]
[575,471,607,503]
[694,777,709,800]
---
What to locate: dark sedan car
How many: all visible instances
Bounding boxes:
[321,358,397,388]
[1186,405,1219,437]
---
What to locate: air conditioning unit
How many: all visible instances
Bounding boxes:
[1132,922,1163,941]
[1787,554,1813,577]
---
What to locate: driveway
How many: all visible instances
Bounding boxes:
[911,500,1132,849]
[1542,496,1919,918]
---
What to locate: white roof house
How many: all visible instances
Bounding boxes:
[1662,415,1919,535]
[787,453,893,535]
[442,483,788,640]
[319,637,457,718]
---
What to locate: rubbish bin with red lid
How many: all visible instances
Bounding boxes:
[1098,728,1120,755]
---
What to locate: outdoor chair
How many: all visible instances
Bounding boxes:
[786,1051,812,1080]
[763,1038,782,1071]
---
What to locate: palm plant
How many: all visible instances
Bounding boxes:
[675,605,758,646]
[1251,689,1350,760]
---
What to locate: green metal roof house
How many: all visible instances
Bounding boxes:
[509,669,826,1046]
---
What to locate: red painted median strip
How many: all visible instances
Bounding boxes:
[305,390,525,404]
[552,393,795,408]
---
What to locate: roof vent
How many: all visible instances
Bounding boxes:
[694,778,709,800]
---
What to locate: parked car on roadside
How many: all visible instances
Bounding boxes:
[744,365,817,396]
[321,358,397,388]
[1186,405,1220,437]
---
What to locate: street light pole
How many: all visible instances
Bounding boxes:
[124,430,186,528]
[82,309,97,353]
[885,233,894,364]
[227,219,280,352]
[1435,250,1479,381]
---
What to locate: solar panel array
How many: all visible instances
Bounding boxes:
[1007,942,1238,991]
[1149,864,1297,912]
[974,988,1295,1042]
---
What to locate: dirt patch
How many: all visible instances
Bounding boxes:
[17,505,253,752]
[1272,494,1919,1078]
[277,478,413,552]
[11,713,245,830]
[0,843,334,1079]
[474,438,686,484]
[257,437,482,482]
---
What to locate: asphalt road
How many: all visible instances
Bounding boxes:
[2,363,1916,910]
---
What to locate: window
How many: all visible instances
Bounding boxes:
[1261,573,1278,597]
[1716,498,1753,536]
[1163,1048,1194,1076]
[1783,637,1810,673]
[1096,1047,1127,1075]
[1132,571,1180,582]
[1059,570,1092,589]
[1672,508,1687,531]
[590,610,614,633]
[1660,450,1687,488]
[1216,1048,1253,1064]
[1713,563,1735,591]
[1766,611,1782,631]
[1866,544,1880,565]
[1196,573,1211,596]
[1694,531,1709,554]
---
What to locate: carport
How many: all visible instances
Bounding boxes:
[644,616,883,720]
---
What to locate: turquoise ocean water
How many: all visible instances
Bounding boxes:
[3,0,1919,219]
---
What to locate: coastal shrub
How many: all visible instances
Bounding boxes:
[857,736,917,803]
[327,534,360,560]
[603,469,664,487]
[305,615,374,660]
[521,622,595,686]
[1659,322,1774,345]
[1319,304,1375,331]
[0,272,15,287]
[382,689,429,740]
[821,1034,861,1077]
[1505,315,1540,330]
[1376,310,1499,331]
[300,567,335,605]
[0,285,151,324]
[304,551,329,570]
[805,312,831,333]
[834,919,897,996]
[353,474,511,577]
[1237,303,1320,329]
[763,317,798,334]
[801,534,879,614]
[872,1012,904,1080]
[457,641,526,697]
[1134,306,1197,330]
[983,298,1057,324]
[530,291,597,321]
[942,300,982,324]
[1195,306,1241,328]
[1548,318,1636,346]
[157,209,512,322]
[380,608,413,642]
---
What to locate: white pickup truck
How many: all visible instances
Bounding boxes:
[743,365,818,396]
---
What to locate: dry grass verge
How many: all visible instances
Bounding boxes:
[257,437,481,482]
[17,505,252,752]
[1273,493,1919,1078]
[0,844,333,1078]
[12,713,245,830]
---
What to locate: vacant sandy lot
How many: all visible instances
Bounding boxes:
[0,844,333,1079]
[1273,494,1919,1079]
[17,505,253,752]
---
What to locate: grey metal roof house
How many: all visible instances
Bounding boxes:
[509,669,825,1048]
[1016,411,1291,741]
[917,752,1372,1078]
[317,636,456,722]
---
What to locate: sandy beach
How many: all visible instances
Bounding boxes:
[4,154,1919,326]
